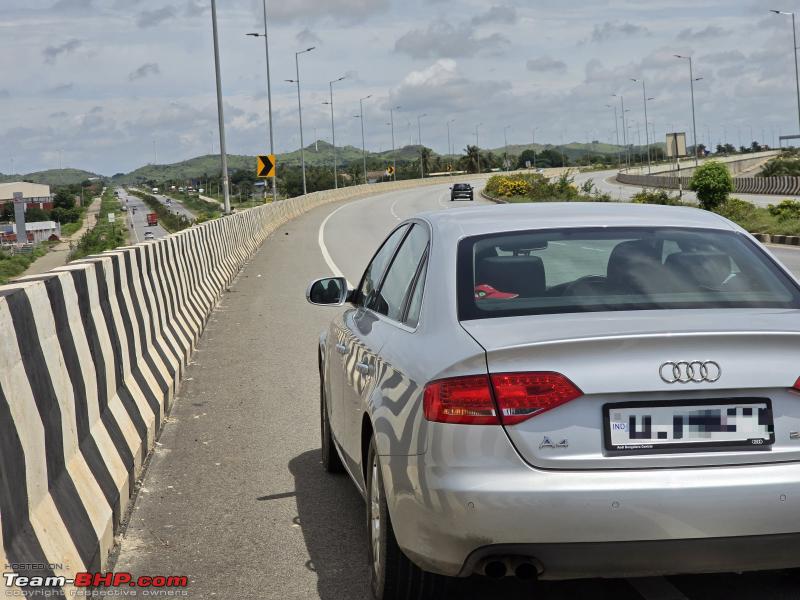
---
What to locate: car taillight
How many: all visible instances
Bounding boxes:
[423,372,582,426]
[491,372,582,424]
[423,375,499,425]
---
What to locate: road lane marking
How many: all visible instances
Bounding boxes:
[627,577,689,600]
[390,198,402,221]
[318,202,355,288]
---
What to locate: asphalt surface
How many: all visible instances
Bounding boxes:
[572,167,800,208]
[113,180,800,599]
[117,187,170,242]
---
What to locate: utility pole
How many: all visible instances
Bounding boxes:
[417,114,427,178]
[390,106,401,181]
[675,54,700,166]
[287,47,315,195]
[475,123,482,174]
[325,76,346,188]
[210,0,230,214]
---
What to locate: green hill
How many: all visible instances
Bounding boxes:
[0,168,102,186]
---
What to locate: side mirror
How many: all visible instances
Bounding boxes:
[306,276,348,306]
[449,187,453,190]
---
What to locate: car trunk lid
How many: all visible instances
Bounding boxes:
[461,308,800,469]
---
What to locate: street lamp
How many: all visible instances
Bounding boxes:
[210,0,231,213]
[475,123,483,173]
[674,54,700,166]
[321,75,346,189]
[286,46,315,194]
[503,125,511,171]
[605,104,621,168]
[417,113,427,178]
[771,10,800,132]
[630,78,653,173]
[359,95,372,184]
[246,1,277,202]
[612,94,630,169]
[446,118,456,165]
[531,127,539,169]
[390,106,401,181]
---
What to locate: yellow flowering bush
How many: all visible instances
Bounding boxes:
[496,177,531,197]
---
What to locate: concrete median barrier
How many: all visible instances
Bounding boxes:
[0,176,455,588]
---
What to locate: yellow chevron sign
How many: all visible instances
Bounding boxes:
[257,154,276,178]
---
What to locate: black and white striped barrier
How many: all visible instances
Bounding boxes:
[0,177,451,591]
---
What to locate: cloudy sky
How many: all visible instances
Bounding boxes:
[0,0,796,175]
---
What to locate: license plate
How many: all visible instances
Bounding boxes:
[603,399,774,453]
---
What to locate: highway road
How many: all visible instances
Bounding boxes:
[154,192,196,221]
[116,187,168,242]
[113,180,800,599]
[572,167,800,208]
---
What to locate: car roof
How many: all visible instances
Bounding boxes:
[417,202,741,239]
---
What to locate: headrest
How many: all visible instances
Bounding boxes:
[476,256,545,298]
[665,251,732,288]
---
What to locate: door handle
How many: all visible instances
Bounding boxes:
[335,343,347,354]
[355,362,371,375]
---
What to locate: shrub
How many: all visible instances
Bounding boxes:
[768,199,800,221]
[689,161,733,210]
[631,189,684,206]
[496,178,531,197]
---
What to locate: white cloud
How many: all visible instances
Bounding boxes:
[395,21,510,59]
[526,56,567,73]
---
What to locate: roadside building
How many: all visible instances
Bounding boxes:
[0,182,53,212]
[0,220,60,244]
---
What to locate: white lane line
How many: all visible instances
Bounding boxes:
[390,197,402,221]
[627,577,689,600]
[318,202,355,288]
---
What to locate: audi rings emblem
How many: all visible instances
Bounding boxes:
[659,361,721,384]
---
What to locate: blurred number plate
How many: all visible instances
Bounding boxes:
[604,399,774,452]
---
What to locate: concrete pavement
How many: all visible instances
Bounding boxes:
[113,182,800,600]
[572,167,800,208]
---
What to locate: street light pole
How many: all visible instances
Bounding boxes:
[210,0,231,214]
[771,10,800,132]
[325,76,346,188]
[675,54,700,167]
[417,113,427,178]
[503,125,511,171]
[475,123,483,174]
[531,127,538,169]
[287,47,315,195]
[606,104,620,168]
[246,0,277,202]
[390,106,401,181]
[359,95,372,184]
[631,78,652,173]
[446,119,456,168]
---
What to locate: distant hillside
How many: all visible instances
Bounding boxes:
[0,168,102,186]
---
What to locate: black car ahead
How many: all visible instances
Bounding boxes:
[450,183,474,201]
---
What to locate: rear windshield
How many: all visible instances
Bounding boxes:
[453,184,470,190]
[457,227,800,320]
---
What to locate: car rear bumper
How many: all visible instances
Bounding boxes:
[458,533,800,579]
[382,448,800,578]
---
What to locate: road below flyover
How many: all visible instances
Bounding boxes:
[113,180,800,600]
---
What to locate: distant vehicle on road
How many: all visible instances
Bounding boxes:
[146,213,157,226]
[151,187,159,194]
[198,188,204,194]
[307,203,800,599]
[450,183,473,201]
[120,205,127,212]
[165,198,172,206]
[144,231,155,240]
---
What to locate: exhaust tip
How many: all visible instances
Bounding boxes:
[514,562,538,581]
[484,561,507,579]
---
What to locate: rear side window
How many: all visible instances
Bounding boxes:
[369,224,429,321]
[359,224,409,308]
[458,227,800,320]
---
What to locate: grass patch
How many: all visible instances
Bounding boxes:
[70,188,128,260]
[127,189,192,232]
[166,193,221,222]
[0,245,47,285]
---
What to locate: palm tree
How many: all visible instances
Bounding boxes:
[465,145,480,173]
[420,147,432,176]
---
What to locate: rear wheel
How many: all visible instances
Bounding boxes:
[320,370,344,473]
[367,438,445,600]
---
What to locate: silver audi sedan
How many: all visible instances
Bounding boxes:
[306,202,800,600]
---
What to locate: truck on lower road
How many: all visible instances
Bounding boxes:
[146,213,158,226]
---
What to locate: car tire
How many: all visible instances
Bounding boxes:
[366,438,445,600]
[320,371,344,474]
